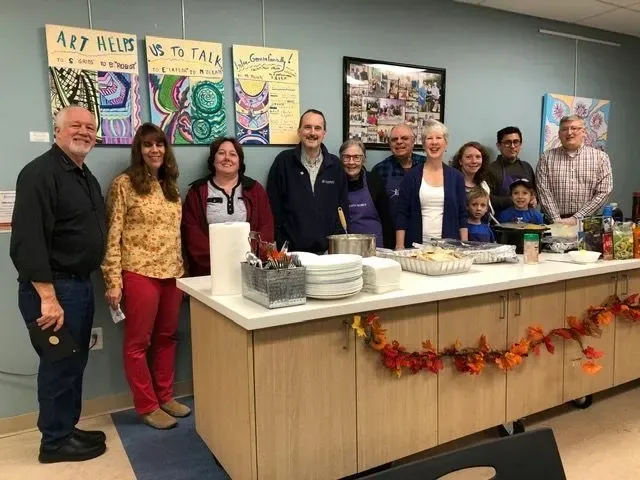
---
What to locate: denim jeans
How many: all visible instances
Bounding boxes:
[18,277,94,446]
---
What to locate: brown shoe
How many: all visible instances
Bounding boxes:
[160,399,192,418]
[141,408,177,429]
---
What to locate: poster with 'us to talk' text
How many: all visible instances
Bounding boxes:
[146,36,227,145]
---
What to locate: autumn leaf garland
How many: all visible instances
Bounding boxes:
[352,294,637,378]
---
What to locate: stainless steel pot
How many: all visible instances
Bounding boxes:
[327,234,376,257]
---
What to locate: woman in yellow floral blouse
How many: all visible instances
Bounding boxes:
[101,123,188,430]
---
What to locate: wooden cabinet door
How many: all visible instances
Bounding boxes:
[253,316,357,480]
[564,274,617,402]
[614,270,640,386]
[356,304,438,471]
[438,293,507,444]
[506,283,565,420]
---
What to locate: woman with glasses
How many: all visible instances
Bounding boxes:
[339,140,394,248]
[487,126,536,215]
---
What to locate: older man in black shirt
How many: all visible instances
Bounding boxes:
[10,106,107,463]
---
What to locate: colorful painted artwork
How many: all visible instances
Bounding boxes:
[146,36,226,144]
[45,24,141,144]
[540,93,611,154]
[232,45,300,145]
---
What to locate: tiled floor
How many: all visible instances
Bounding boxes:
[1,382,639,479]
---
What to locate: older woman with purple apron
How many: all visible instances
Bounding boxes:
[339,140,394,249]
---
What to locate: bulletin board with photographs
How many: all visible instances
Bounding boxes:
[343,57,446,149]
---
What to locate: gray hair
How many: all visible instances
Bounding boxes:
[559,115,585,127]
[390,123,415,139]
[422,119,449,144]
[339,139,366,159]
[54,106,97,130]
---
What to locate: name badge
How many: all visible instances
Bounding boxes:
[321,179,335,185]
[207,197,223,204]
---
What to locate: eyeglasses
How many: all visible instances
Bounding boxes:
[559,126,583,133]
[342,154,364,162]
[500,140,521,147]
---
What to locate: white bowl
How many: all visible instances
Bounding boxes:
[568,250,601,264]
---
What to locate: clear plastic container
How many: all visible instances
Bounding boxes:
[523,233,540,264]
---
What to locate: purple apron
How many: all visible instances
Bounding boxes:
[348,174,384,247]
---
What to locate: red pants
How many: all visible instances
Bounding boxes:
[122,271,183,414]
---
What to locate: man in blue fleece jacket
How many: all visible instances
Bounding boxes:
[267,109,348,253]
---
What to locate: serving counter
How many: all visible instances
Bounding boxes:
[177,257,640,480]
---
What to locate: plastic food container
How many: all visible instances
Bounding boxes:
[523,233,540,264]
[568,250,601,264]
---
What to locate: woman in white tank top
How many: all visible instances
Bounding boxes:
[395,120,468,248]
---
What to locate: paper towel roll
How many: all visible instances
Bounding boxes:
[209,222,251,295]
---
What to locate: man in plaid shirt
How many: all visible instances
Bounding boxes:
[536,115,613,225]
[372,124,425,228]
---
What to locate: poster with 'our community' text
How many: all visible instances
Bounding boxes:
[146,36,226,145]
[232,45,300,145]
[45,24,141,144]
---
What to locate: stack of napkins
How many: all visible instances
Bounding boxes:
[361,256,402,294]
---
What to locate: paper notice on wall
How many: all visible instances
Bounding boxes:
[0,190,16,233]
[232,44,300,145]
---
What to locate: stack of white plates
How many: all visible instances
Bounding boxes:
[291,253,363,300]
[361,256,402,294]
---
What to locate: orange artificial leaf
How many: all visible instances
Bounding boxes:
[568,316,585,334]
[495,352,522,371]
[479,335,490,352]
[422,340,436,352]
[554,328,573,340]
[509,338,530,356]
[527,325,545,342]
[583,346,604,360]
[596,311,614,326]
[543,336,555,354]
[582,361,603,375]
[532,344,541,356]
[370,334,387,351]
[394,368,402,378]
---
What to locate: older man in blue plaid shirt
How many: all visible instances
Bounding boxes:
[372,124,425,228]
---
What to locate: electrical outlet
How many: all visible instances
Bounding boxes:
[90,327,103,351]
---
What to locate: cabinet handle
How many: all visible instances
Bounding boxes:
[343,320,350,350]
[611,275,618,296]
[622,274,629,296]
[499,295,506,319]
[515,293,522,316]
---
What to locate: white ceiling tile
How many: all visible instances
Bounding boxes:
[481,0,616,22]
[627,3,640,10]
[577,7,640,35]
[453,0,486,4]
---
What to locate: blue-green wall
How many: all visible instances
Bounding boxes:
[1,0,639,418]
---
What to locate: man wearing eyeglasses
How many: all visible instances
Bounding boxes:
[371,123,425,226]
[487,126,536,216]
[536,115,612,225]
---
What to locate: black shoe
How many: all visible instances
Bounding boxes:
[39,435,106,464]
[73,427,106,444]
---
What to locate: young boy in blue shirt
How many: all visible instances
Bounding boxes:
[467,187,495,242]
[497,178,545,225]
